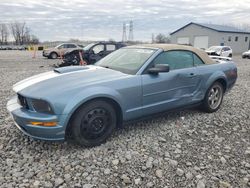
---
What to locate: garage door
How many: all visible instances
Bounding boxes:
[194,36,208,49]
[177,37,190,45]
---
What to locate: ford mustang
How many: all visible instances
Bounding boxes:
[7,44,237,147]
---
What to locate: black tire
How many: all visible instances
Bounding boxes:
[71,100,117,147]
[201,82,224,113]
[49,52,58,59]
[229,54,232,57]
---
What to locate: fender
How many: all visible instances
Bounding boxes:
[61,86,124,127]
[205,71,227,91]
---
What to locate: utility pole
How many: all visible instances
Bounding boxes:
[122,22,127,42]
[128,20,133,42]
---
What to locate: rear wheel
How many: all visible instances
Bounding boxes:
[201,82,224,113]
[229,54,232,57]
[71,100,117,147]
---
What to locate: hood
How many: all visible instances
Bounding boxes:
[14,65,128,99]
[43,47,56,51]
[206,50,219,53]
[243,51,250,55]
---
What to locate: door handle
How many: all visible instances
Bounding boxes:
[188,73,196,77]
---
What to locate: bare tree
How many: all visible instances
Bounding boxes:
[30,35,39,44]
[10,21,27,45]
[22,26,31,44]
[0,23,9,45]
[155,33,171,43]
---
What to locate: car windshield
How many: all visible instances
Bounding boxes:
[208,46,222,52]
[83,43,95,50]
[55,44,63,49]
[96,48,156,74]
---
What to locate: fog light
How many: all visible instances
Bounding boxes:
[30,122,57,127]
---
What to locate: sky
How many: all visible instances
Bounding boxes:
[0,0,250,42]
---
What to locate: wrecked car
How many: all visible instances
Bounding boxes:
[7,44,237,147]
[206,46,233,57]
[57,41,126,67]
[43,43,82,59]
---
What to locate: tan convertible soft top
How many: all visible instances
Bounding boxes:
[128,44,215,64]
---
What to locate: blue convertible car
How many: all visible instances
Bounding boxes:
[7,44,237,147]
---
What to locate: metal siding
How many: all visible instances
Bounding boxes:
[217,32,250,53]
[177,37,190,44]
[170,23,250,53]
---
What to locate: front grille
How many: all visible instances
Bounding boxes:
[17,94,29,109]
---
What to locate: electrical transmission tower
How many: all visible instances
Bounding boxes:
[128,20,133,41]
[122,22,127,42]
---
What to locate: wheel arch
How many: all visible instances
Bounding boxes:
[205,71,228,93]
[215,78,227,93]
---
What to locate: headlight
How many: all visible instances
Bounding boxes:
[216,51,221,55]
[31,99,54,114]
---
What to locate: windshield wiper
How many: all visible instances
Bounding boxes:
[100,65,111,69]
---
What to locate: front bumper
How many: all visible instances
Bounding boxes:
[42,51,49,57]
[206,52,219,56]
[7,96,67,141]
[242,54,250,58]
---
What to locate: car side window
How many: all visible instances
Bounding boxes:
[92,45,104,54]
[152,50,194,70]
[193,53,204,66]
[106,44,116,51]
[67,44,77,48]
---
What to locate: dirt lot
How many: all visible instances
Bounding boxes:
[0,51,250,188]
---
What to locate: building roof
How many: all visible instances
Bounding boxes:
[127,44,215,64]
[170,22,250,35]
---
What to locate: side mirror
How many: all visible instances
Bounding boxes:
[148,64,170,74]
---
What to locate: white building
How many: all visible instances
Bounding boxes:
[170,22,250,53]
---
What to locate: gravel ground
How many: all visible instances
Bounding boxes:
[0,51,250,188]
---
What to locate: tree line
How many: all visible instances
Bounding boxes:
[0,22,39,45]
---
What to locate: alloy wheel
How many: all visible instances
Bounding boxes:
[208,85,223,110]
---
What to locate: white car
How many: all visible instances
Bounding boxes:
[242,50,250,59]
[206,46,232,57]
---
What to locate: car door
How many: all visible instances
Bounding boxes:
[221,47,230,57]
[57,44,65,56]
[141,50,201,115]
[88,44,105,64]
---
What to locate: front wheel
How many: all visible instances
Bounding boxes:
[71,100,117,147]
[201,82,224,113]
[49,52,58,59]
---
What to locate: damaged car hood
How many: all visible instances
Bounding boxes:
[14,65,128,98]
